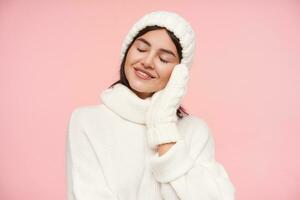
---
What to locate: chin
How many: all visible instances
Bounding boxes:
[126,71,150,91]
[126,67,161,95]
[128,80,158,99]
[129,80,151,93]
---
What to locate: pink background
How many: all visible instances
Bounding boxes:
[1,1,299,200]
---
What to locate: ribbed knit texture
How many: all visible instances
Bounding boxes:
[120,11,196,70]
[66,83,235,200]
[145,64,189,149]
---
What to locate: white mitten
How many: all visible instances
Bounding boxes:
[145,63,189,149]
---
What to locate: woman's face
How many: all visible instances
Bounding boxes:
[124,29,180,99]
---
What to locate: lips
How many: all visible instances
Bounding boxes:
[134,68,152,80]
[133,67,155,78]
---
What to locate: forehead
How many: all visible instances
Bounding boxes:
[136,29,177,50]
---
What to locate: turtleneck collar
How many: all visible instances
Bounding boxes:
[100,83,152,125]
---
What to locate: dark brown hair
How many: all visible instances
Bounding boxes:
[109,25,189,119]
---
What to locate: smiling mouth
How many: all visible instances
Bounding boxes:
[134,68,154,80]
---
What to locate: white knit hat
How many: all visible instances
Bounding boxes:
[120,11,196,70]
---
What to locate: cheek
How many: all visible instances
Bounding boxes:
[156,64,175,86]
[126,47,142,64]
[124,49,135,75]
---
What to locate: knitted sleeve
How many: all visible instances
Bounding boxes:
[148,117,235,200]
[66,108,118,200]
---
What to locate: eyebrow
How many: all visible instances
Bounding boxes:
[136,38,177,58]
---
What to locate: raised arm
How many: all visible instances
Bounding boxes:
[149,118,235,200]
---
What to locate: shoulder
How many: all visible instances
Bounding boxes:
[68,103,122,135]
[69,104,108,121]
[68,104,110,130]
[70,104,107,116]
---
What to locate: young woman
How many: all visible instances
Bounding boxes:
[66,11,235,200]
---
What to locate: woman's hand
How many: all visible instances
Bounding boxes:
[145,63,189,149]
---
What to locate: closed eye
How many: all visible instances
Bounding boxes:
[137,47,169,64]
[160,57,168,64]
[137,48,147,52]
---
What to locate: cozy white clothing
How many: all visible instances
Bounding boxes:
[66,83,235,200]
[120,11,196,69]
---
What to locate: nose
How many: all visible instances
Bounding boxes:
[141,52,155,69]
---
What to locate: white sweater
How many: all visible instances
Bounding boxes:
[66,83,235,200]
